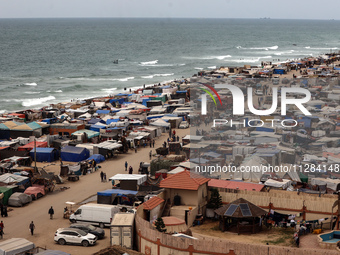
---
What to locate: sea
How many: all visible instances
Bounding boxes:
[1,18,340,113]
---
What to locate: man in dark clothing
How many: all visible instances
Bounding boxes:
[100,171,104,182]
[48,206,54,219]
[149,150,152,160]
[125,161,128,171]
[29,221,35,235]
[129,166,133,174]
[152,140,155,148]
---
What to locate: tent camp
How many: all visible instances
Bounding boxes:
[60,146,89,162]
[17,141,48,151]
[29,147,58,162]
[0,173,29,186]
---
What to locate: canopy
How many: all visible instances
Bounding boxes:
[18,141,48,151]
[0,238,35,255]
[0,173,29,185]
[109,174,147,185]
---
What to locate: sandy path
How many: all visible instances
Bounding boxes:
[2,127,189,255]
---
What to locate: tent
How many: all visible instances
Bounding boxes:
[0,187,13,205]
[8,192,32,207]
[29,147,58,162]
[0,173,29,186]
[0,238,35,255]
[86,154,105,163]
[60,146,89,162]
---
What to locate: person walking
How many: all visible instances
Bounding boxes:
[152,140,155,148]
[129,166,133,174]
[48,206,54,219]
[0,226,3,239]
[103,173,107,182]
[125,161,128,171]
[100,171,104,182]
[29,221,35,235]
[0,221,4,235]
[149,150,152,160]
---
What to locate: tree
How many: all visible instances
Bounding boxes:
[154,217,167,233]
[207,188,222,209]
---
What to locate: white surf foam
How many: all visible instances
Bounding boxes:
[54,90,63,93]
[208,66,217,69]
[23,82,37,86]
[101,88,118,92]
[194,67,203,70]
[22,96,56,107]
[114,77,135,82]
[140,60,158,65]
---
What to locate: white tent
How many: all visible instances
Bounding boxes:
[150,119,170,128]
[264,179,292,189]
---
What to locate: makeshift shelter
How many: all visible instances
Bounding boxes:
[0,187,13,205]
[29,147,58,162]
[0,238,35,255]
[97,189,138,205]
[215,198,267,234]
[109,174,147,191]
[8,192,32,207]
[86,154,105,163]
[0,173,29,186]
[17,141,48,151]
[60,146,89,162]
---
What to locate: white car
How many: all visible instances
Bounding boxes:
[255,90,264,96]
[179,121,189,129]
[54,228,97,247]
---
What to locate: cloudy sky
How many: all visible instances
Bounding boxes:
[0,0,339,19]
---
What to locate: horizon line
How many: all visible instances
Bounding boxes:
[0,17,338,21]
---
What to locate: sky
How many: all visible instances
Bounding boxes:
[0,0,339,20]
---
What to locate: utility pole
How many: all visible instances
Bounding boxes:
[34,138,37,172]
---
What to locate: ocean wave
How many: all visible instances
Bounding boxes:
[208,66,216,69]
[228,56,272,63]
[113,77,135,82]
[22,96,56,107]
[238,45,278,51]
[101,88,118,92]
[305,46,311,49]
[0,110,7,114]
[194,67,203,70]
[306,47,338,50]
[184,55,231,60]
[274,50,295,56]
[54,90,63,93]
[141,73,174,79]
[140,60,158,65]
[22,82,37,86]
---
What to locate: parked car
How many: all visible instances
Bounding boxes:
[70,223,105,239]
[255,90,264,96]
[54,228,97,247]
[179,121,189,129]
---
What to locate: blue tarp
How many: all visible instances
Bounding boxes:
[176,90,187,94]
[142,98,151,106]
[30,147,58,162]
[90,124,106,132]
[97,189,138,197]
[273,69,285,74]
[41,118,57,124]
[106,119,119,125]
[109,98,125,104]
[61,146,89,162]
[86,154,105,163]
[96,110,110,114]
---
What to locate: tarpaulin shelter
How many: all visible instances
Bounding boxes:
[18,141,48,151]
[60,146,89,162]
[86,154,105,163]
[0,187,13,205]
[97,189,138,205]
[0,173,29,186]
[72,129,100,139]
[29,147,58,162]
[0,238,35,255]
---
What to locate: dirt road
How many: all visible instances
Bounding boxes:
[2,128,189,255]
